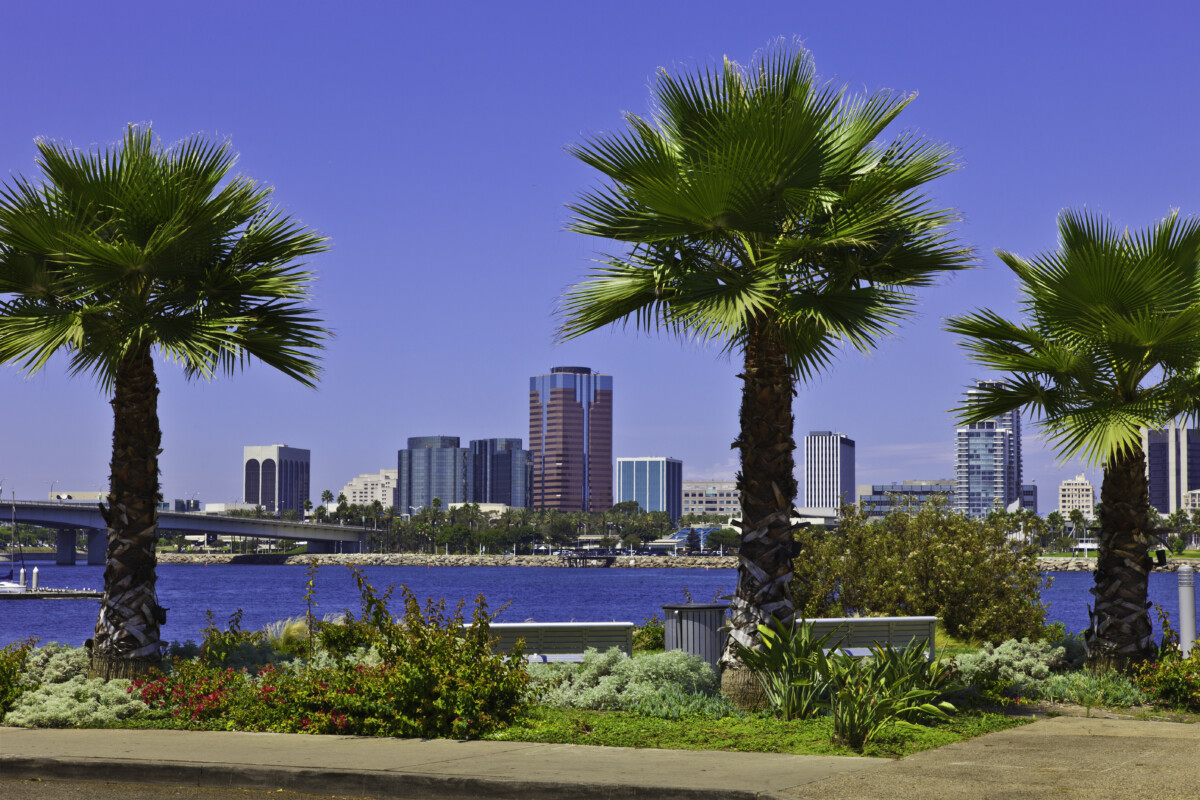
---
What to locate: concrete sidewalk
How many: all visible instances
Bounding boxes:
[1,716,1197,799]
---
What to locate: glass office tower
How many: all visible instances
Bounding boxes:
[529,366,613,512]
[616,457,683,522]
[397,436,467,513]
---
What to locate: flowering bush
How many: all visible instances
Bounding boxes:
[1135,653,1200,712]
[134,568,531,738]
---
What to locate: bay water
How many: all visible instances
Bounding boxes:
[1,563,1191,648]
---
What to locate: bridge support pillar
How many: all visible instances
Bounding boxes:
[307,539,335,554]
[56,530,77,565]
[87,530,107,565]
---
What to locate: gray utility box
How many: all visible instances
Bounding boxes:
[662,603,729,668]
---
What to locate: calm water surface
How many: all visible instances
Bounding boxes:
[1,563,1193,647]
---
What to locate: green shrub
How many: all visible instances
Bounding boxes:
[1038,669,1147,709]
[0,638,36,715]
[1134,653,1200,711]
[195,609,289,672]
[792,500,1047,642]
[3,676,148,728]
[633,615,665,651]
[732,618,838,720]
[627,684,740,719]
[825,653,955,751]
[531,648,718,712]
[954,638,1068,697]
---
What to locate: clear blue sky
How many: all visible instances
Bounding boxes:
[2,1,1197,510]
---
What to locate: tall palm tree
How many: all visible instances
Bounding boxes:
[947,209,1200,669]
[558,44,969,683]
[0,126,328,678]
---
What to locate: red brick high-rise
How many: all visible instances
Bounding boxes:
[529,366,612,512]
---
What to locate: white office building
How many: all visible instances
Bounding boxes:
[804,431,855,509]
[1058,474,1095,518]
[243,444,310,515]
[616,457,683,522]
[954,382,1023,519]
[682,481,740,519]
[341,468,399,509]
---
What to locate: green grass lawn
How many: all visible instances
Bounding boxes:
[487,706,1030,759]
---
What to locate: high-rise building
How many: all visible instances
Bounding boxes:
[681,480,740,518]
[1059,474,1095,518]
[856,480,954,520]
[1142,419,1200,515]
[804,431,855,509]
[954,381,1023,519]
[397,436,467,513]
[468,438,532,508]
[341,468,399,509]
[616,457,683,522]
[1020,484,1038,515]
[243,445,310,515]
[529,366,613,512]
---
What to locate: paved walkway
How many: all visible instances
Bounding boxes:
[2,716,1198,799]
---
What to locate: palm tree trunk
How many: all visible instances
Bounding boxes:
[1087,446,1155,671]
[721,323,798,688]
[89,346,165,679]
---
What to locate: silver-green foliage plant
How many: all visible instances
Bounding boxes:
[954,637,1068,696]
[16,643,90,689]
[531,648,718,712]
[3,675,147,728]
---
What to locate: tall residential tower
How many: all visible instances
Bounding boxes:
[529,366,612,512]
[954,381,1023,518]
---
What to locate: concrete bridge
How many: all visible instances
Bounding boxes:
[1,500,367,565]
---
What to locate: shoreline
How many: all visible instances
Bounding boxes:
[154,552,1200,572]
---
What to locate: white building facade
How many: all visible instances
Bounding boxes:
[1058,474,1095,518]
[804,431,855,509]
[682,481,740,518]
[341,468,399,509]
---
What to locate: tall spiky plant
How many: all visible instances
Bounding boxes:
[0,126,328,677]
[948,209,1200,669]
[558,43,970,698]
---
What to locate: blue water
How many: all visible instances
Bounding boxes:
[1,564,1193,648]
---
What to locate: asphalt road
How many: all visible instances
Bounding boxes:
[1,780,374,800]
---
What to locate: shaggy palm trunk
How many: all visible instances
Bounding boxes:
[89,346,165,679]
[1087,446,1155,671]
[720,324,798,706]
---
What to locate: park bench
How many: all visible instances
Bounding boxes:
[487,621,634,662]
[803,616,939,660]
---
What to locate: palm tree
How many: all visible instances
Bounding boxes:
[558,44,969,683]
[0,126,328,678]
[947,209,1200,669]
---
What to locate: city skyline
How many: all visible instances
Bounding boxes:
[4,4,1196,506]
